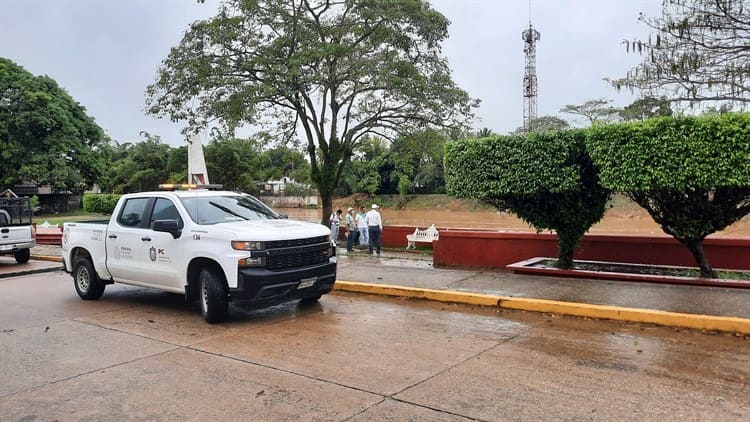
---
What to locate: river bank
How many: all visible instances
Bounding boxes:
[280,194,750,238]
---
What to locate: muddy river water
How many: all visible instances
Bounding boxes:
[280,207,750,237]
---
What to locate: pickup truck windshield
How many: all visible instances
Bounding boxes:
[180,194,280,225]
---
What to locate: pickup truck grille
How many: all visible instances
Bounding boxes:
[265,235,329,250]
[266,248,329,271]
[264,236,331,271]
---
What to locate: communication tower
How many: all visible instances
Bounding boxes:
[522,21,540,132]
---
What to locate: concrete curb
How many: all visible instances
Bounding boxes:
[334,280,750,335]
[31,255,63,263]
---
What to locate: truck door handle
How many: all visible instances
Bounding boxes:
[108,234,117,239]
[1,228,8,233]
[141,237,151,242]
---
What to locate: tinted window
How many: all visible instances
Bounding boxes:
[118,198,150,227]
[180,194,279,225]
[150,198,183,229]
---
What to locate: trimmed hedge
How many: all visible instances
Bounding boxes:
[83,194,121,214]
[445,130,610,269]
[587,113,750,278]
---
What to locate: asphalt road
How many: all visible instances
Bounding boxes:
[1,271,748,421]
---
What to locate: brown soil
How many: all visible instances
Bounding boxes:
[331,194,750,237]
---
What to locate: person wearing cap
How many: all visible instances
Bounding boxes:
[344,207,357,252]
[366,204,383,255]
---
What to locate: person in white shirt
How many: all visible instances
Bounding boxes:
[355,205,369,248]
[365,204,383,254]
[329,209,342,242]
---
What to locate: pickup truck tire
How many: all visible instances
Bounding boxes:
[73,257,105,300]
[13,248,30,264]
[199,267,228,323]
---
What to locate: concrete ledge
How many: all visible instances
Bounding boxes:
[334,280,750,335]
[31,255,63,263]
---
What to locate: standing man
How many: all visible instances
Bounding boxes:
[356,205,369,248]
[366,204,383,255]
[344,207,357,252]
[329,209,342,243]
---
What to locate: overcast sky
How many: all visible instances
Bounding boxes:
[1,0,661,146]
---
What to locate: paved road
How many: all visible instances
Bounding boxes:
[1,271,748,421]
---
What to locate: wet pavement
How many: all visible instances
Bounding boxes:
[11,244,750,322]
[0,268,748,420]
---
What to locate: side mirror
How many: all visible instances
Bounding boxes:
[152,219,182,239]
[278,213,288,219]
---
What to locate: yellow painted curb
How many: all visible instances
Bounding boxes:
[334,280,750,335]
[31,255,63,263]
[334,281,500,307]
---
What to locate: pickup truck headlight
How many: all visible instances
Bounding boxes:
[232,241,264,251]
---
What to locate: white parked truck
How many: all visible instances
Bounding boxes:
[61,187,336,323]
[0,197,35,264]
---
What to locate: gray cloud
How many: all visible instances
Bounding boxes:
[0,0,660,145]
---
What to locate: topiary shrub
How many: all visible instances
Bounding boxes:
[587,113,750,278]
[83,194,121,214]
[445,129,610,269]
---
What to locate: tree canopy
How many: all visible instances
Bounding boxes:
[445,130,610,269]
[146,0,477,223]
[587,113,750,278]
[611,0,750,105]
[0,57,107,194]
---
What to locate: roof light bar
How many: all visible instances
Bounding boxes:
[158,183,224,191]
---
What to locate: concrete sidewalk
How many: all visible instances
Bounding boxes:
[17,244,750,335]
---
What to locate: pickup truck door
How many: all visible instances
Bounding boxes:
[138,197,184,289]
[106,197,153,283]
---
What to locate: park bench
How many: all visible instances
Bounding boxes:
[406,224,439,249]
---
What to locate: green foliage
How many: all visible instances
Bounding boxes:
[446,130,610,269]
[586,113,750,278]
[0,57,107,193]
[612,0,750,105]
[560,98,620,126]
[390,129,448,194]
[512,115,570,135]
[619,96,672,121]
[83,194,121,214]
[204,138,262,193]
[29,195,39,210]
[146,0,477,224]
[100,133,174,193]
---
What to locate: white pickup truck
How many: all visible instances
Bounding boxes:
[0,197,35,264]
[62,188,336,323]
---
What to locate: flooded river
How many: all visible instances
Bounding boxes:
[279,207,750,237]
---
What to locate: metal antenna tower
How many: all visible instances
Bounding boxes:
[522,5,540,133]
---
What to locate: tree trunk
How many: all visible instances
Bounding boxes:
[320,190,333,227]
[556,230,579,270]
[684,238,717,278]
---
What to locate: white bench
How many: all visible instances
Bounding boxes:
[406,224,439,249]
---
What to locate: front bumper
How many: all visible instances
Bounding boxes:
[230,260,337,307]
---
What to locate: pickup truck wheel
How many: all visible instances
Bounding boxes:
[73,258,105,300]
[199,267,228,323]
[13,248,30,264]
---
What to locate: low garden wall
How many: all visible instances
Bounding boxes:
[423,229,750,270]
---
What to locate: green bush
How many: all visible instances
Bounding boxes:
[83,194,121,214]
[587,113,750,278]
[445,129,610,269]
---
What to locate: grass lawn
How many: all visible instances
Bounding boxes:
[34,210,109,227]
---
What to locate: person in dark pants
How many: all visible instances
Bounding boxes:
[366,204,382,255]
[344,207,357,252]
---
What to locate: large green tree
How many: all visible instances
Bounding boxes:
[611,0,750,105]
[587,114,750,278]
[204,138,263,193]
[0,58,107,194]
[103,133,173,193]
[511,115,570,134]
[446,130,610,269]
[146,0,476,224]
[560,98,620,126]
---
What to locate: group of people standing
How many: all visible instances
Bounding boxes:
[329,204,382,255]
